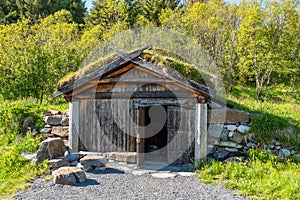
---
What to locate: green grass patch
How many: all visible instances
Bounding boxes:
[0,99,68,198]
[227,86,300,149]
[0,133,49,198]
[197,150,300,199]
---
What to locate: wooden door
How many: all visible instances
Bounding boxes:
[167,106,194,165]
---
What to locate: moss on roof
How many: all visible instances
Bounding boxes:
[57,48,206,89]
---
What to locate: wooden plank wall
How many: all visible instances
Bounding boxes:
[78,99,137,152]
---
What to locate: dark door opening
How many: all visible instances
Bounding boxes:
[143,105,168,162]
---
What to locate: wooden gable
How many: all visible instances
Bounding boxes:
[64,62,203,102]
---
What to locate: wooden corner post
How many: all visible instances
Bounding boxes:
[69,102,79,153]
[194,102,208,166]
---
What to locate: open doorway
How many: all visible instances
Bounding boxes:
[143,105,168,162]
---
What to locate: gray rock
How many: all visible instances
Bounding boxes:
[104,152,137,164]
[177,172,195,177]
[229,132,243,144]
[269,144,275,149]
[290,150,296,155]
[219,130,229,141]
[50,109,61,115]
[63,109,70,116]
[52,167,86,185]
[213,151,229,160]
[47,157,68,169]
[246,142,257,148]
[80,154,107,168]
[60,117,69,126]
[225,147,239,152]
[69,161,79,166]
[66,153,81,162]
[22,152,37,160]
[275,145,282,150]
[274,141,281,146]
[151,173,177,179]
[36,138,67,162]
[52,126,69,138]
[237,125,250,134]
[215,141,243,149]
[227,125,237,131]
[278,149,291,159]
[40,127,52,134]
[228,131,234,138]
[43,115,63,126]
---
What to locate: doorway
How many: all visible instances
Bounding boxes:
[143,105,168,163]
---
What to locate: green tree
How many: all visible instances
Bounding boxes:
[0,10,81,102]
[0,0,86,24]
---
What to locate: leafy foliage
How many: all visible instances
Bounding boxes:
[0,99,69,197]
[0,10,81,102]
[0,0,86,24]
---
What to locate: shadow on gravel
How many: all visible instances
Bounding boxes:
[74,179,100,187]
[87,168,125,175]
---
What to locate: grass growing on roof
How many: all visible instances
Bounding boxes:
[57,48,210,89]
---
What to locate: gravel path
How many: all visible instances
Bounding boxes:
[17,167,247,200]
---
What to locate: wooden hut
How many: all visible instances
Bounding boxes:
[55,46,210,166]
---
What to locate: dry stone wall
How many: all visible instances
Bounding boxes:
[207,104,300,161]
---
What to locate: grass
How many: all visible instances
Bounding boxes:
[0,133,49,198]
[227,85,300,149]
[0,99,68,198]
[197,85,300,199]
[197,150,300,199]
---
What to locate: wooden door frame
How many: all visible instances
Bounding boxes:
[136,106,145,166]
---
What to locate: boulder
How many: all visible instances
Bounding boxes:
[52,126,69,138]
[48,157,68,169]
[43,115,63,126]
[80,154,107,169]
[36,138,67,162]
[237,125,250,134]
[215,141,243,149]
[52,167,86,185]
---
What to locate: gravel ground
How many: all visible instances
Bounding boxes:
[17,168,247,200]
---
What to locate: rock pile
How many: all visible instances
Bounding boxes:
[40,109,69,148]
[207,108,300,161]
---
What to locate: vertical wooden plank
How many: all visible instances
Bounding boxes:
[194,103,208,166]
[122,100,126,152]
[69,101,79,153]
